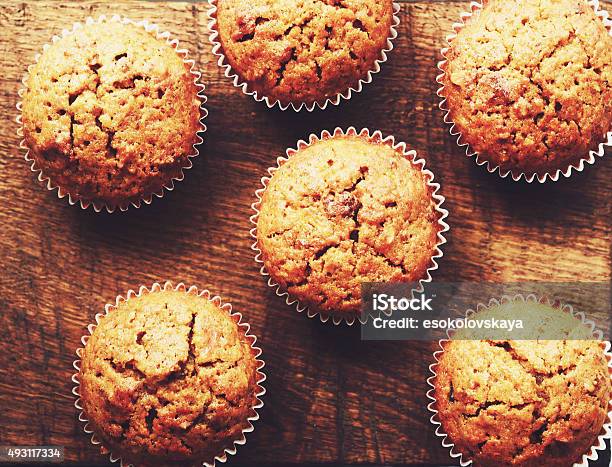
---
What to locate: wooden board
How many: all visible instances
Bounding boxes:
[0,0,610,465]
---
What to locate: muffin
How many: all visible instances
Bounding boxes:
[255,131,444,318]
[78,288,262,466]
[441,0,611,178]
[21,19,203,210]
[432,302,612,467]
[212,0,396,108]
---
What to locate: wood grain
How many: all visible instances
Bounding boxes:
[0,0,610,465]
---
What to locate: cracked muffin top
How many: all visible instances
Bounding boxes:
[256,134,442,316]
[79,290,260,467]
[441,0,612,176]
[21,21,202,209]
[215,0,395,107]
[434,305,611,466]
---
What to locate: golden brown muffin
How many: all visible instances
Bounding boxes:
[433,304,611,466]
[256,134,442,316]
[21,20,202,209]
[214,0,395,107]
[441,0,611,176]
[79,290,261,467]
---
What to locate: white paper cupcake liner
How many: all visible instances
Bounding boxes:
[426,294,612,467]
[436,0,612,183]
[249,127,450,326]
[16,15,208,213]
[71,281,266,467]
[207,1,400,112]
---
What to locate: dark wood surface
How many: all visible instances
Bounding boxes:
[0,0,610,465]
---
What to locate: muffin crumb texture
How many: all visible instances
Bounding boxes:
[216,0,394,106]
[443,0,612,174]
[435,339,611,467]
[22,21,202,207]
[257,135,441,315]
[79,290,259,466]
